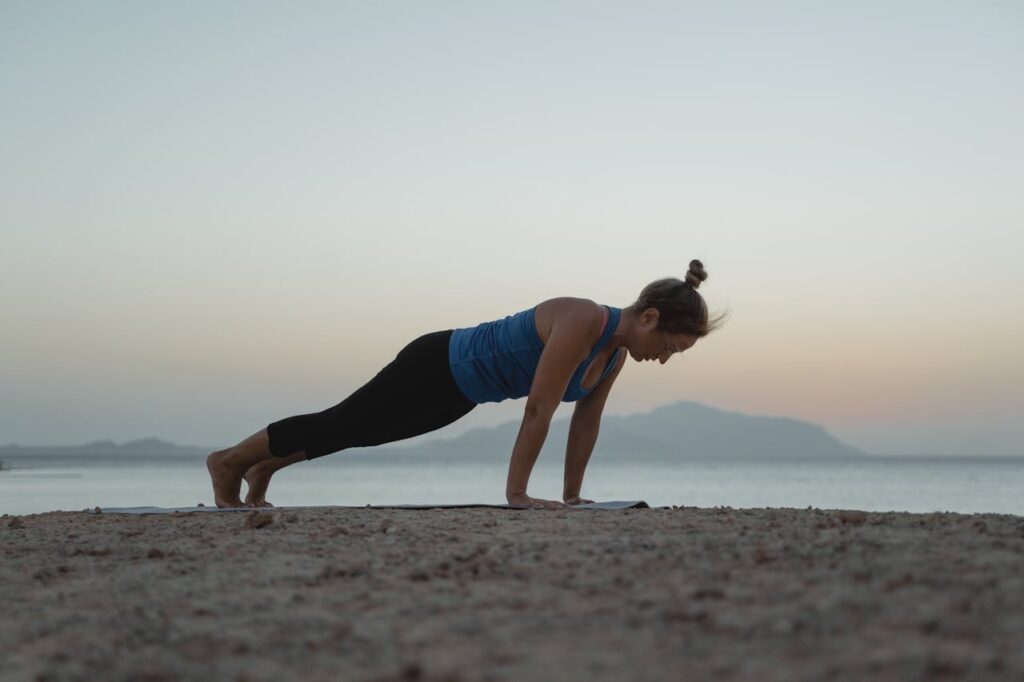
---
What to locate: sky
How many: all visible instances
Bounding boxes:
[2,1,1022,455]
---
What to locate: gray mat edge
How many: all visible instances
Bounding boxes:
[86,500,650,514]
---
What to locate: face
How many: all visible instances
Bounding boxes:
[630,308,698,365]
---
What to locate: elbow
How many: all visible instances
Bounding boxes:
[570,406,602,433]
[570,415,601,435]
[524,401,558,422]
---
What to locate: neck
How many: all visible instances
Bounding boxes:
[609,305,635,348]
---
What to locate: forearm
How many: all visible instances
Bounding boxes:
[563,423,599,498]
[505,413,552,499]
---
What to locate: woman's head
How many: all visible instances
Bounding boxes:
[623,260,728,364]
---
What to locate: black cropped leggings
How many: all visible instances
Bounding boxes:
[266,329,478,459]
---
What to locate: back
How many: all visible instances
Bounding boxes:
[448,303,621,404]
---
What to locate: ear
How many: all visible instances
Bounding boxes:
[643,307,660,327]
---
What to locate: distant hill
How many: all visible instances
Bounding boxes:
[0,438,205,458]
[0,401,864,461]
[376,400,864,460]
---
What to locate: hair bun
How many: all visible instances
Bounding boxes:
[685,259,707,289]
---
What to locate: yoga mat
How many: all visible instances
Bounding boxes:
[86,500,649,514]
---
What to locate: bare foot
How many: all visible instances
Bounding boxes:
[243,461,276,508]
[242,450,306,507]
[207,450,246,508]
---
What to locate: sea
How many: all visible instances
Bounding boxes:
[2,452,1023,517]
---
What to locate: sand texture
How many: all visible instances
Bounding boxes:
[3,506,1023,682]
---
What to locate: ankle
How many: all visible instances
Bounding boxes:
[209,448,245,471]
[246,458,276,475]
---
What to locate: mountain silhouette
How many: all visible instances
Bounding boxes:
[0,438,205,457]
[0,402,863,460]
[378,400,864,460]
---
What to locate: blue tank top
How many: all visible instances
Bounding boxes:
[448,304,623,404]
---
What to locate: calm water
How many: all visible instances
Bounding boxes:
[2,454,1022,516]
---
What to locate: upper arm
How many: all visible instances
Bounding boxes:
[524,308,595,418]
[571,347,626,427]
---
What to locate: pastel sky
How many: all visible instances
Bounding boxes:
[2,1,1022,454]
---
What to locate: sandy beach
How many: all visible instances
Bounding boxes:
[3,505,1023,682]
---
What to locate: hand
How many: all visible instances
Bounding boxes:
[506,493,566,510]
[563,495,595,505]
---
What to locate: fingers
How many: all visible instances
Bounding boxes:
[524,497,564,509]
[511,495,567,510]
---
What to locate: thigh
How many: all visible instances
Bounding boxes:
[340,329,462,416]
[316,330,472,443]
[267,329,475,458]
[370,389,477,445]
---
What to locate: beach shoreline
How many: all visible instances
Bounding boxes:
[3,506,1022,681]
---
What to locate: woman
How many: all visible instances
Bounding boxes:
[207,260,726,509]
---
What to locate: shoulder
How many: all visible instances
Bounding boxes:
[534,297,605,344]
